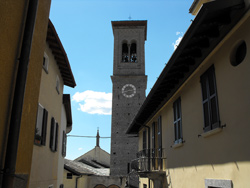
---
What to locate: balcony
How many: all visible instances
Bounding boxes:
[131,148,166,177]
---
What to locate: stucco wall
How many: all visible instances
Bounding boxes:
[63,169,89,188]
[29,42,64,188]
[0,0,52,186]
[0,0,29,175]
[58,105,67,186]
[139,10,250,188]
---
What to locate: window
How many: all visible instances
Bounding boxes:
[152,122,156,170]
[157,116,162,169]
[121,41,137,63]
[62,131,67,157]
[50,117,58,152]
[35,104,48,145]
[142,130,147,156]
[230,40,247,66]
[200,65,220,132]
[56,75,60,94]
[173,98,182,143]
[43,52,49,73]
[122,42,129,62]
[67,173,73,179]
[130,43,137,62]
[127,163,130,174]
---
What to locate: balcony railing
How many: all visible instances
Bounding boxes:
[131,148,165,173]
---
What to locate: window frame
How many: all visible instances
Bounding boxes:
[173,97,183,144]
[43,52,49,73]
[67,173,73,179]
[142,129,147,155]
[151,122,156,170]
[56,75,60,94]
[34,104,48,146]
[157,116,162,169]
[200,65,220,132]
[50,117,58,152]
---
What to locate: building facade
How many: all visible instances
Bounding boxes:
[0,1,52,187]
[110,21,148,177]
[127,0,250,187]
[29,20,76,188]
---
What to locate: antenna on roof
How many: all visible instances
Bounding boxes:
[96,128,100,147]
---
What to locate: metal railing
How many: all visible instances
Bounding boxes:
[131,148,165,172]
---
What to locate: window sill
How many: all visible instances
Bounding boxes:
[171,140,184,149]
[34,140,43,146]
[43,66,48,74]
[56,87,60,95]
[201,127,222,138]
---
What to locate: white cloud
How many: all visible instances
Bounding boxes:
[172,36,183,50]
[72,90,112,115]
[78,148,83,151]
[176,31,183,36]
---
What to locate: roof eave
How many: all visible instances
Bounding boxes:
[47,19,76,88]
[127,0,247,134]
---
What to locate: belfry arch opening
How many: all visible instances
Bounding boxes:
[122,42,129,62]
[121,41,137,63]
[130,42,137,62]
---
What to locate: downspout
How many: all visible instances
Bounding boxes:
[2,0,39,187]
[75,175,81,188]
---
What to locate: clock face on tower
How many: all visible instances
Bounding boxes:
[122,84,136,98]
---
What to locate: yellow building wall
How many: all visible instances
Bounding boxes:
[16,0,52,176]
[29,42,64,188]
[0,0,29,173]
[139,10,250,188]
[63,170,89,188]
[0,0,52,186]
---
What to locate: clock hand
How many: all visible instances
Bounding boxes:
[124,89,134,93]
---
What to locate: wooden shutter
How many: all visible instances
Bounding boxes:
[143,130,147,150]
[41,109,48,145]
[55,123,59,151]
[50,117,55,151]
[62,131,66,157]
[157,116,163,170]
[157,116,162,157]
[151,122,156,170]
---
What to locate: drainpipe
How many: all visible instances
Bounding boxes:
[2,0,39,187]
[75,175,81,188]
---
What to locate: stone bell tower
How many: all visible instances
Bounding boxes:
[110,20,147,176]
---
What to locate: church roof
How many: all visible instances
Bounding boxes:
[111,20,147,40]
[127,0,247,134]
[64,159,109,176]
[74,146,110,168]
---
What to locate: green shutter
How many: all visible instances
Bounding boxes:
[41,109,48,145]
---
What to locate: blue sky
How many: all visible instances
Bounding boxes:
[49,0,194,160]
